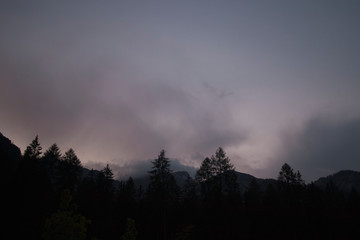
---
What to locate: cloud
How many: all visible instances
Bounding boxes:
[85,157,198,180]
[279,116,360,181]
[0,40,248,168]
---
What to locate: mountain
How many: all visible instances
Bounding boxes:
[230,171,277,193]
[0,132,21,163]
[314,170,360,194]
[0,132,21,179]
[132,170,277,194]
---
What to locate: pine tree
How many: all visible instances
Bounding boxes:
[147,150,179,240]
[23,135,42,160]
[278,163,304,186]
[196,148,237,198]
[195,157,214,183]
[44,143,61,162]
[59,149,82,191]
[43,143,62,179]
[211,147,234,175]
[62,149,81,168]
[147,150,179,201]
[98,164,115,196]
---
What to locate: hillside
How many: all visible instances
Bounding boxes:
[314,170,360,193]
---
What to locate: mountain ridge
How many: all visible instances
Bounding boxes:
[1,132,360,195]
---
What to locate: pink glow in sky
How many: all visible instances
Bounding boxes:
[1,1,360,181]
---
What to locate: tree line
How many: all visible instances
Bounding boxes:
[2,134,360,239]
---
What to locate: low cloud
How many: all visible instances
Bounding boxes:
[85,157,198,181]
[279,116,360,181]
[0,45,247,169]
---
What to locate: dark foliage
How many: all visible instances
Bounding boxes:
[1,132,360,239]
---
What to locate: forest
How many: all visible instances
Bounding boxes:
[2,132,360,240]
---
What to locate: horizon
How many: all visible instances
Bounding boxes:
[2,130,358,184]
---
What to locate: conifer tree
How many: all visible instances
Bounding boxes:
[278,163,304,186]
[147,150,179,201]
[44,143,61,162]
[43,143,62,178]
[59,149,82,191]
[211,147,234,175]
[147,150,179,240]
[195,157,214,183]
[23,135,42,160]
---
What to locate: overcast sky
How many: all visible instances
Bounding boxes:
[1,1,360,181]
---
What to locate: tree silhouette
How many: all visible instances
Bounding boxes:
[278,163,304,186]
[211,147,234,175]
[196,147,236,198]
[43,143,62,186]
[3,130,360,239]
[23,135,42,160]
[195,157,214,183]
[59,149,82,191]
[147,150,179,201]
[19,135,53,239]
[44,143,61,162]
[147,150,179,240]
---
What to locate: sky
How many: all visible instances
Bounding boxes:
[1,1,360,182]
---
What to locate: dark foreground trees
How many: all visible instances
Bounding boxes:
[2,133,360,240]
[43,189,90,240]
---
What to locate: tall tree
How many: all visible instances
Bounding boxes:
[59,149,82,191]
[195,157,214,183]
[147,150,179,201]
[44,143,61,162]
[23,135,42,160]
[96,164,115,198]
[20,136,52,239]
[147,150,179,240]
[278,163,304,186]
[196,148,238,199]
[211,147,234,175]
[43,143,62,179]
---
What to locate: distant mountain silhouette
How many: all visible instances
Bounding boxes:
[0,132,21,179]
[0,132,21,163]
[131,169,277,193]
[314,170,360,194]
[232,171,277,193]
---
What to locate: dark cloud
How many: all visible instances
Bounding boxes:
[279,116,360,182]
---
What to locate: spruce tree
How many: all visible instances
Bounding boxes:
[147,150,179,201]
[23,135,42,160]
[59,149,82,191]
[195,157,214,183]
[211,147,234,175]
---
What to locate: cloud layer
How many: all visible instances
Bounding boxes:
[279,116,360,181]
[1,1,360,180]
